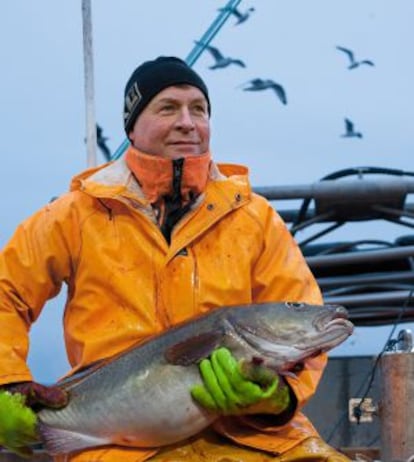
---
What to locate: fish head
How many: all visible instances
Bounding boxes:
[228,302,354,372]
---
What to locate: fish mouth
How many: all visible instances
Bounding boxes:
[325,316,354,332]
[310,317,354,350]
[231,313,354,370]
[294,312,354,353]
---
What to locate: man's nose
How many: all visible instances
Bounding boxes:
[175,107,195,130]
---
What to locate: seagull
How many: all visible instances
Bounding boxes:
[341,118,363,138]
[218,6,255,25]
[195,41,246,70]
[96,124,112,161]
[241,78,287,105]
[336,46,375,70]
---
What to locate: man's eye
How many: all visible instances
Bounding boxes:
[193,105,207,114]
[161,105,174,111]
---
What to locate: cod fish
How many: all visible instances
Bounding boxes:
[37,301,353,456]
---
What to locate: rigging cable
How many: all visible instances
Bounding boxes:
[326,289,414,444]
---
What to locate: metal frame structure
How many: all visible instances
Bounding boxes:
[255,167,414,327]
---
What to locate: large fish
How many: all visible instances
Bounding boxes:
[37,301,353,456]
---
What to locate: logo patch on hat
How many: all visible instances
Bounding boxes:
[124,82,142,126]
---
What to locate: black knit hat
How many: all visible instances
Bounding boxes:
[123,56,210,135]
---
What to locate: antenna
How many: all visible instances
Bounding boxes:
[81,0,97,167]
[110,0,242,161]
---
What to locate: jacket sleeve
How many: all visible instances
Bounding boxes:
[0,199,74,385]
[248,199,326,420]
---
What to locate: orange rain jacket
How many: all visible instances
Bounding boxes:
[0,158,326,461]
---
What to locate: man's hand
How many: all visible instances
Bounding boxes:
[190,347,290,415]
[0,382,68,457]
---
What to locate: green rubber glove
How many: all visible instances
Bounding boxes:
[0,390,38,458]
[0,382,68,458]
[190,347,290,415]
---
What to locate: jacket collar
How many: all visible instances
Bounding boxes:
[71,157,251,202]
[125,147,212,205]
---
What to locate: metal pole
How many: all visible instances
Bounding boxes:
[306,245,414,268]
[324,289,414,307]
[111,0,242,161]
[82,0,97,167]
[379,352,414,461]
[185,0,242,66]
[254,178,414,201]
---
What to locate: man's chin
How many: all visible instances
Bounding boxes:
[166,146,204,159]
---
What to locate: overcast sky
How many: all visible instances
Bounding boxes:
[1,1,414,383]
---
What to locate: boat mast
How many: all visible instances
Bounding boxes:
[82,0,97,167]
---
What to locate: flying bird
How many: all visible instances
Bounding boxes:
[218,6,255,25]
[96,124,112,161]
[241,78,287,105]
[336,46,375,70]
[195,41,246,70]
[341,118,363,138]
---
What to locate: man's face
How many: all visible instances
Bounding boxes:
[128,85,210,159]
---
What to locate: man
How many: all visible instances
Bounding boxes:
[0,57,350,461]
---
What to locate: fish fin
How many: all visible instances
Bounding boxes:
[165,332,224,365]
[38,421,110,456]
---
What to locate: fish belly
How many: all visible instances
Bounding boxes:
[38,363,215,454]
